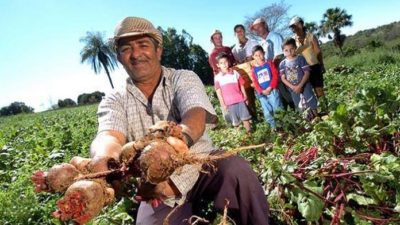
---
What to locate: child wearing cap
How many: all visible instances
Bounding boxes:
[279,38,318,120]
[250,45,282,128]
[214,52,252,133]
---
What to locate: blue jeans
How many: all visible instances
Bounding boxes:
[257,89,282,128]
[290,82,318,110]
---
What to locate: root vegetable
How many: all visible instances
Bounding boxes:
[120,141,139,164]
[31,171,50,192]
[139,141,180,184]
[53,180,114,224]
[31,163,81,193]
[47,163,81,193]
[70,156,92,174]
[31,121,265,224]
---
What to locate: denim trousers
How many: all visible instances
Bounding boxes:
[257,89,282,128]
[290,82,318,110]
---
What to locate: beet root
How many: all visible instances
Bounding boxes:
[149,121,184,140]
[47,163,81,193]
[53,180,114,224]
[139,141,181,184]
[120,141,139,164]
[31,170,50,192]
[70,156,92,174]
[31,163,81,193]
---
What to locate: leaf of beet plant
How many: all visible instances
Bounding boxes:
[297,193,324,221]
[297,181,324,221]
[347,193,377,205]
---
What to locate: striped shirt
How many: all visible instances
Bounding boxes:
[97,66,217,205]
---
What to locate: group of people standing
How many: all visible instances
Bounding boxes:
[209,16,326,131]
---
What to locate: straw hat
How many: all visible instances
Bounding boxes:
[113,17,163,46]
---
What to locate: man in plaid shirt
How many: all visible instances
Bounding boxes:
[90,16,270,225]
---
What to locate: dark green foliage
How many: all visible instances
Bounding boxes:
[342,46,360,57]
[77,91,105,105]
[159,28,213,85]
[57,98,77,108]
[0,102,34,116]
[367,40,383,49]
[347,21,400,49]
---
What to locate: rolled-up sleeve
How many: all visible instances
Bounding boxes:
[97,92,128,136]
[172,70,217,124]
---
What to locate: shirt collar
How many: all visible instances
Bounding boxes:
[125,66,171,104]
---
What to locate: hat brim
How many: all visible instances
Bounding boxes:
[114,31,162,45]
[114,31,151,40]
[250,22,262,31]
[289,21,298,27]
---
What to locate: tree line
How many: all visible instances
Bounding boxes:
[0,91,105,117]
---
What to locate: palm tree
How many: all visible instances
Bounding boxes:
[80,32,118,89]
[320,7,353,54]
[304,21,323,44]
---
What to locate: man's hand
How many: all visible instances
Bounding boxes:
[89,155,115,172]
[135,179,180,208]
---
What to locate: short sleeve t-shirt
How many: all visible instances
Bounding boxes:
[279,56,310,85]
[214,70,245,106]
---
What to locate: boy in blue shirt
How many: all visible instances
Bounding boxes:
[279,38,318,120]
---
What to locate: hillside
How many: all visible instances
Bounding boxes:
[322,21,400,57]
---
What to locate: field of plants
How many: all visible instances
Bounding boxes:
[0,62,399,224]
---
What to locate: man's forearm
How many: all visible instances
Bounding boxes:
[90,131,125,160]
[180,107,206,144]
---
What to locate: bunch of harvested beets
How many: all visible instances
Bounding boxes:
[31,121,214,224]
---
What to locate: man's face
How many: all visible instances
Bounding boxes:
[117,36,162,83]
[211,33,223,47]
[235,27,245,40]
[252,23,267,37]
[290,23,302,35]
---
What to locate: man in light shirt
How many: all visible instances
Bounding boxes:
[232,24,258,64]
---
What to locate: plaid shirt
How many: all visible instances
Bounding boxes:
[97,66,217,205]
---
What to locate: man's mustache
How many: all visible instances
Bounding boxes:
[130,58,147,64]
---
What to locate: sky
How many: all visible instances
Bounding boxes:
[1,0,399,112]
